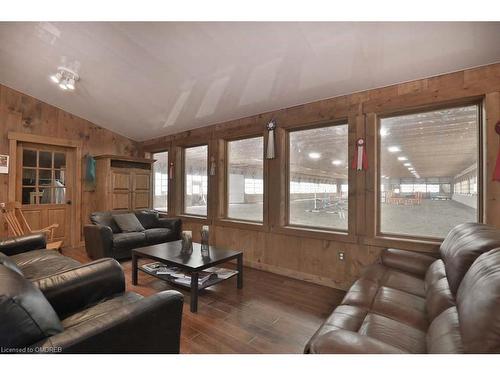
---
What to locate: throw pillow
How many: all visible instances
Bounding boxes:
[135,210,160,229]
[112,213,146,233]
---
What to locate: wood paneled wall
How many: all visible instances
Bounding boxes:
[141,63,500,290]
[0,84,141,241]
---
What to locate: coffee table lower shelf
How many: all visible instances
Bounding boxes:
[138,266,239,291]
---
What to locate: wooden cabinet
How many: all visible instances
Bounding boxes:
[95,155,155,212]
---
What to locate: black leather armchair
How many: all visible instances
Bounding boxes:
[0,258,184,353]
[84,210,182,260]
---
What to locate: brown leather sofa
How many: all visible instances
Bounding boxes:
[305,223,500,354]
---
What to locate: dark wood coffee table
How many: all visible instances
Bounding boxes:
[132,240,243,313]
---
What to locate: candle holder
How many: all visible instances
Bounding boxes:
[181,230,193,254]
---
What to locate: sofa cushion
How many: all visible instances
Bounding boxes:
[144,228,174,244]
[358,313,426,353]
[371,286,427,332]
[341,275,427,332]
[440,222,500,295]
[0,252,23,276]
[456,247,500,353]
[425,277,455,322]
[113,213,145,233]
[0,265,63,349]
[11,250,81,281]
[135,210,160,229]
[308,330,407,354]
[360,264,426,298]
[112,232,146,250]
[90,212,121,233]
[426,306,463,353]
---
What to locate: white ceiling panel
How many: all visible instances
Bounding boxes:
[0,22,499,141]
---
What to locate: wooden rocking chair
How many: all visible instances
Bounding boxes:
[1,202,63,251]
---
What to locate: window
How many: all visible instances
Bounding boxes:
[288,124,348,230]
[21,148,66,205]
[227,137,264,222]
[153,151,168,212]
[184,145,208,216]
[379,104,480,238]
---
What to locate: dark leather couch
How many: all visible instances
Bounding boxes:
[84,209,181,260]
[305,222,500,354]
[0,233,184,353]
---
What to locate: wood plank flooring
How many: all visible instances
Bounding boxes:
[63,246,345,354]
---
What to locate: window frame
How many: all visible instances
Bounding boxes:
[283,120,353,238]
[151,150,170,214]
[181,143,210,219]
[375,100,484,242]
[215,132,268,231]
[224,135,265,224]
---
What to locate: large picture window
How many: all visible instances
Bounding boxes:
[152,151,168,212]
[288,124,349,230]
[227,136,264,222]
[379,104,480,238]
[184,145,208,216]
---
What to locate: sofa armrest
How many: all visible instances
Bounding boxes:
[84,224,114,260]
[33,290,184,354]
[307,330,406,354]
[381,248,437,277]
[158,217,181,239]
[33,258,125,319]
[0,233,47,256]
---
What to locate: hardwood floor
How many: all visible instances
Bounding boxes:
[63,246,345,354]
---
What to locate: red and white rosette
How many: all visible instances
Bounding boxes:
[352,138,368,171]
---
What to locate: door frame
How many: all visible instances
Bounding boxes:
[8,132,82,247]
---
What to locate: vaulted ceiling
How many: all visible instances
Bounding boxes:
[1,22,500,142]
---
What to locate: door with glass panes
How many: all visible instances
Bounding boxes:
[16,143,73,246]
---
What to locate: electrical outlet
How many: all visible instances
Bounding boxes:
[338,251,345,261]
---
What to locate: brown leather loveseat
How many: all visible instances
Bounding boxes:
[305,223,500,353]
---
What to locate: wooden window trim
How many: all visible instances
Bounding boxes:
[369,98,485,244]
[278,119,353,238]
[216,133,269,230]
[151,149,170,215]
[178,143,210,219]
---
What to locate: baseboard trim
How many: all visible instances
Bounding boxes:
[243,260,350,291]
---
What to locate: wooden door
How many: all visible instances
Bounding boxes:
[133,170,151,209]
[16,143,73,246]
[110,169,131,210]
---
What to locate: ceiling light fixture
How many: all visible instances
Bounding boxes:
[50,72,62,83]
[308,152,321,160]
[388,146,400,153]
[397,156,408,161]
[404,163,411,167]
[408,167,414,171]
[332,160,342,166]
[50,66,79,91]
